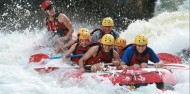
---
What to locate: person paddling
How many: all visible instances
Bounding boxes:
[62,29,91,64]
[54,28,89,54]
[122,34,163,69]
[78,34,126,72]
[41,0,74,52]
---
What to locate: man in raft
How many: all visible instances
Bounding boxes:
[41,0,74,53]
[91,17,119,43]
[122,34,163,69]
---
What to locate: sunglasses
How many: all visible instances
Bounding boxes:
[45,5,54,11]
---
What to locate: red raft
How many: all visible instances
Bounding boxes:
[29,53,179,90]
[61,67,176,90]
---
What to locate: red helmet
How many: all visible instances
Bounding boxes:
[41,0,53,11]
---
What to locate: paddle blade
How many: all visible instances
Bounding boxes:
[29,54,49,63]
[157,53,181,64]
[34,67,60,73]
[62,70,83,79]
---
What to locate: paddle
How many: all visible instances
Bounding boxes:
[155,53,187,69]
[29,53,49,63]
[29,53,84,63]
[157,53,181,64]
[30,52,180,63]
[30,54,84,73]
[148,63,189,70]
[48,54,84,59]
[31,52,184,73]
[34,67,60,73]
[163,64,189,70]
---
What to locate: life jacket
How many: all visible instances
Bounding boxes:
[90,28,117,40]
[46,13,68,37]
[117,51,124,58]
[85,44,114,65]
[71,43,98,64]
[122,43,135,52]
[118,43,135,58]
[129,47,150,66]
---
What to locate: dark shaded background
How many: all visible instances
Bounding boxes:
[0,0,156,32]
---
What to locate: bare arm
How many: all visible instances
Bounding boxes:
[112,49,126,66]
[154,60,163,68]
[63,43,77,58]
[58,13,74,39]
[113,49,122,62]
[61,39,76,50]
[44,18,46,25]
[43,18,49,31]
[78,46,99,71]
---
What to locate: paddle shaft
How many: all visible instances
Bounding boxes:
[48,54,84,59]
[148,63,189,69]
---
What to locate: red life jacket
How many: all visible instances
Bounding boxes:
[118,44,135,58]
[46,13,68,37]
[71,43,98,64]
[118,51,124,58]
[71,43,91,64]
[130,48,150,66]
[85,45,113,65]
[122,43,135,52]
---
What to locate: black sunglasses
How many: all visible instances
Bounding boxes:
[45,5,54,11]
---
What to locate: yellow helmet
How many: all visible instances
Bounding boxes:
[135,34,148,45]
[102,17,114,26]
[101,34,114,45]
[79,32,91,40]
[78,28,89,35]
[115,38,127,47]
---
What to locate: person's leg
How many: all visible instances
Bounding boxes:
[52,36,70,55]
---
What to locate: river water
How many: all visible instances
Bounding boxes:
[0,0,189,94]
